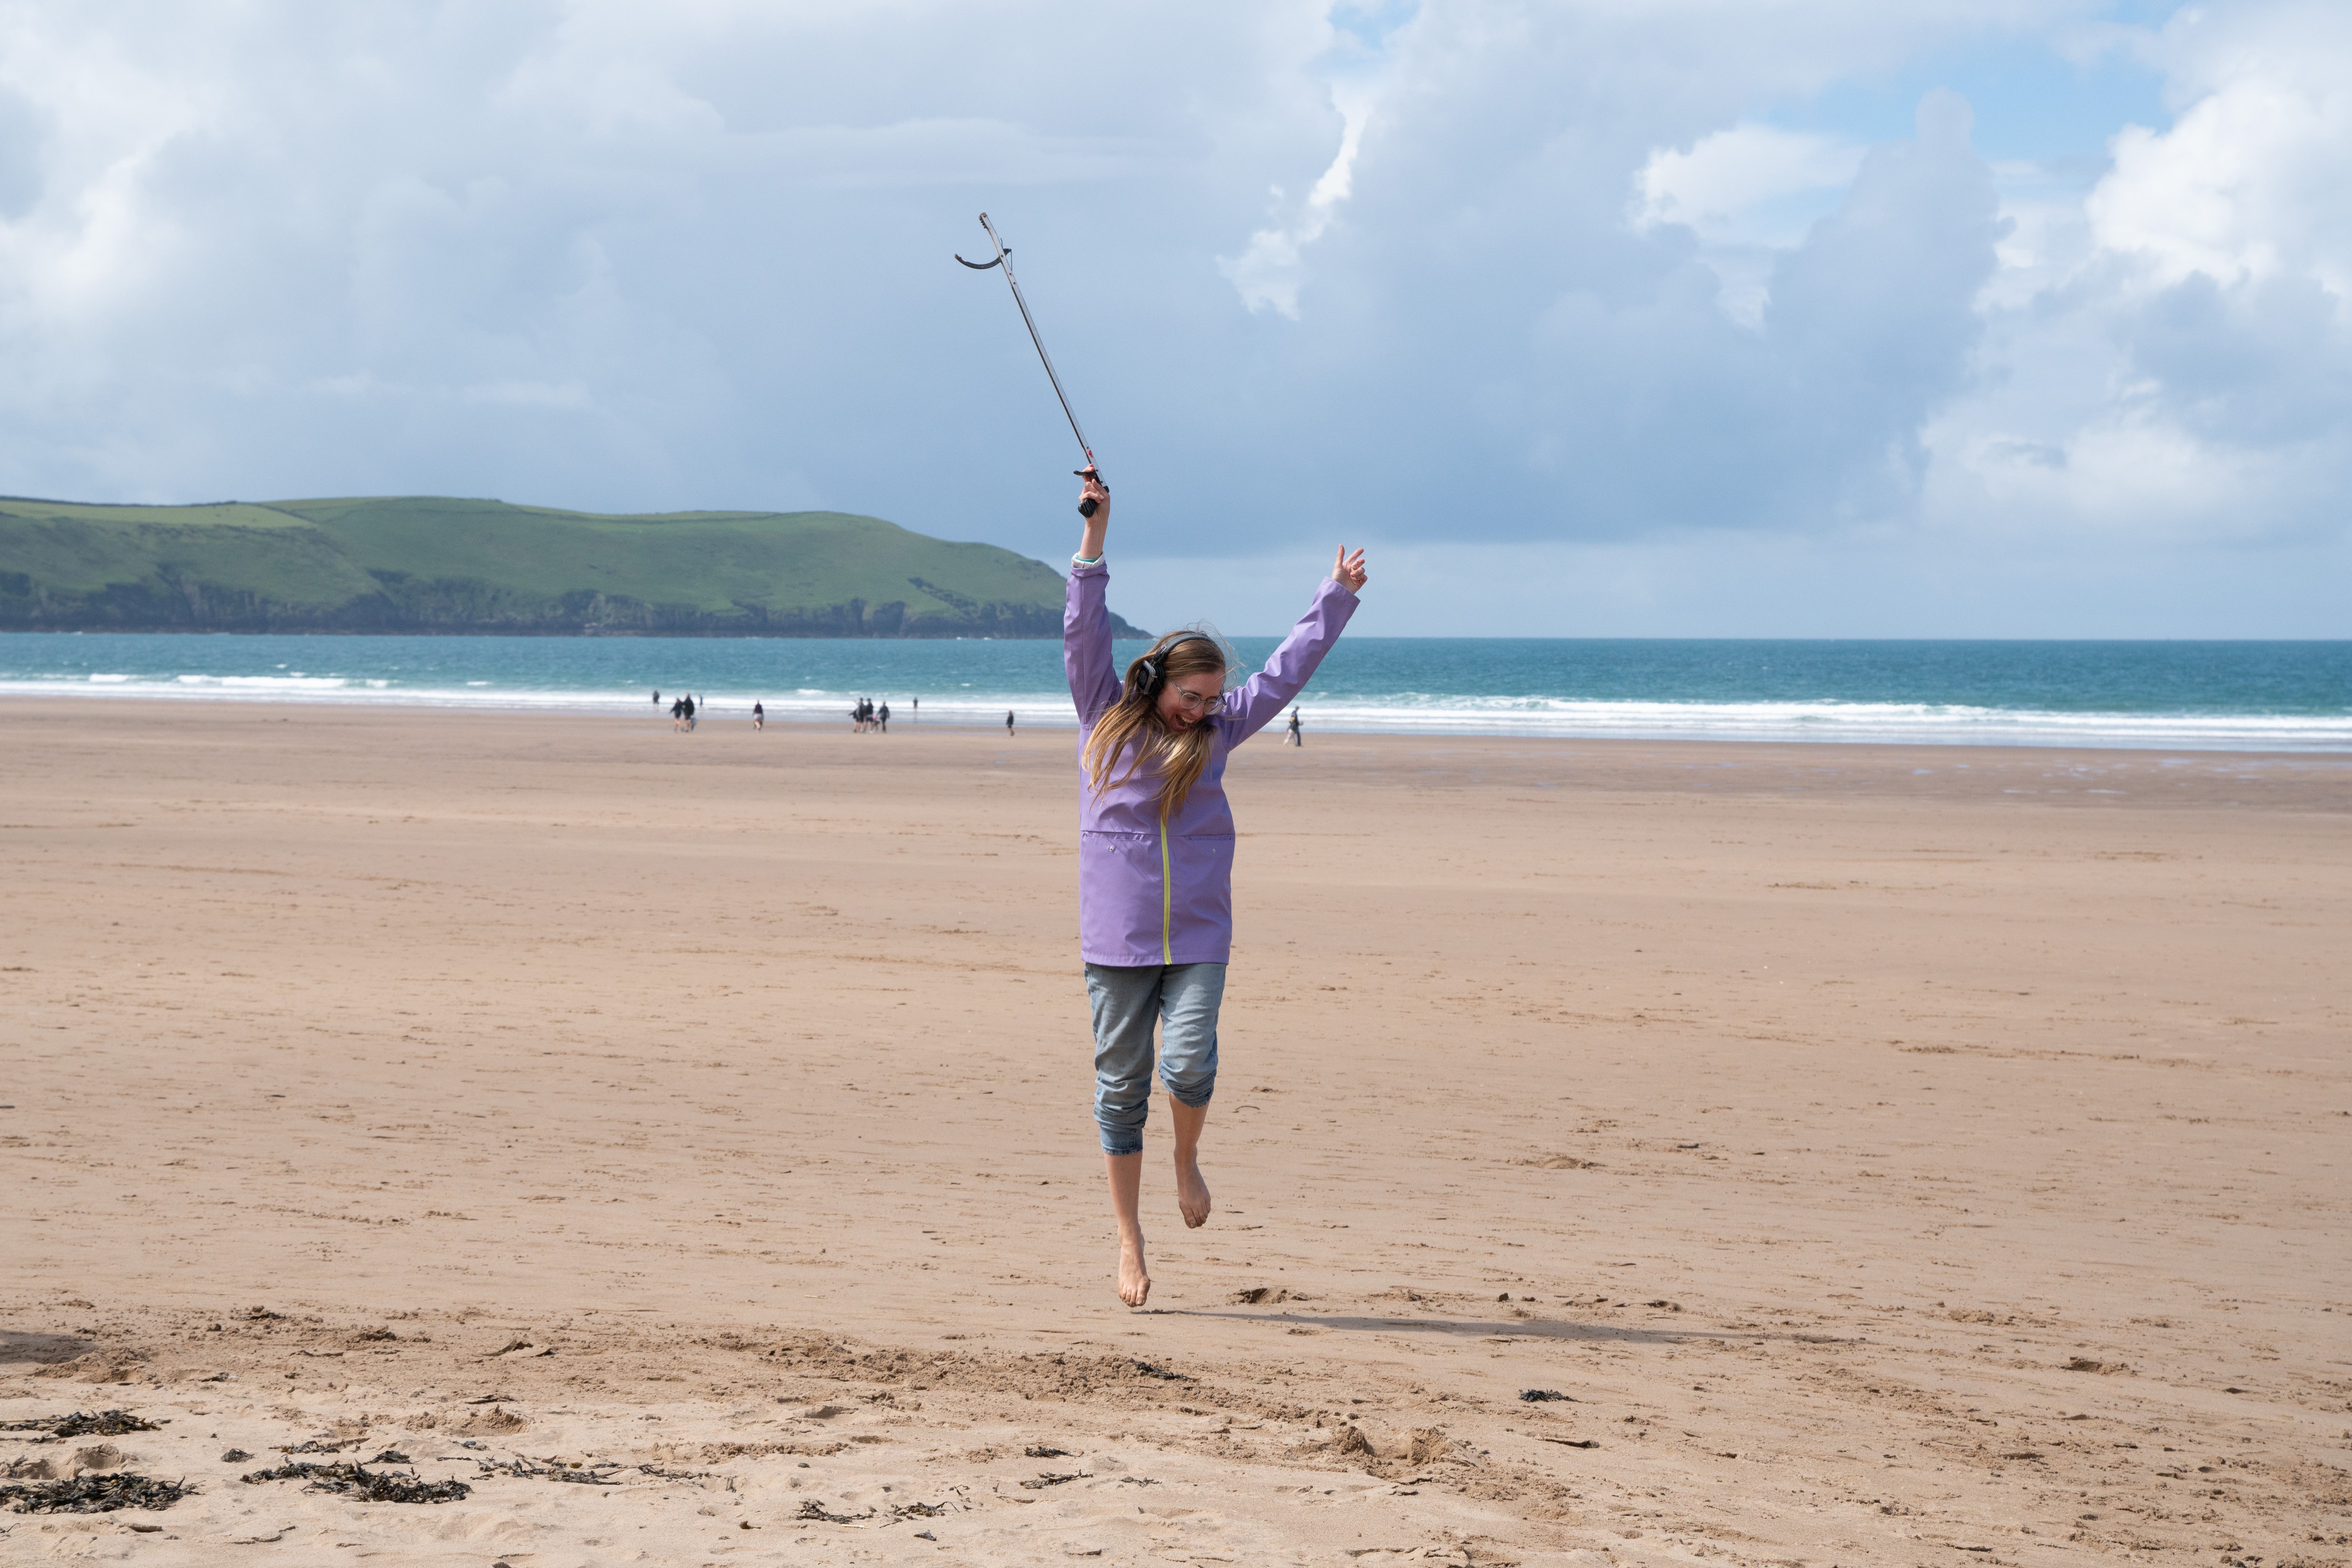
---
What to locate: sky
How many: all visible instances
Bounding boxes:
[0,0,2345,637]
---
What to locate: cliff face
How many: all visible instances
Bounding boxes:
[0,496,1148,639]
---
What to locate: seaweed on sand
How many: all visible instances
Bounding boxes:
[1,1473,195,1514]
[241,1461,471,1503]
[465,1455,619,1484]
[0,1410,162,1440]
[797,1499,874,1523]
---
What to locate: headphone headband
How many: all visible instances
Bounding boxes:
[1139,633,1219,696]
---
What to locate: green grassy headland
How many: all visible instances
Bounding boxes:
[0,495,1146,638]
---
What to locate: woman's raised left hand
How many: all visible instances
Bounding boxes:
[1331,545,1368,593]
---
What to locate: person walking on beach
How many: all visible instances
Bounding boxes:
[753,701,765,731]
[670,696,686,732]
[1006,709,1017,737]
[1284,709,1303,747]
[682,694,697,732]
[877,701,891,734]
[1064,466,1366,1307]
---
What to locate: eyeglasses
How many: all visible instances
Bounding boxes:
[1168,686,1222,712]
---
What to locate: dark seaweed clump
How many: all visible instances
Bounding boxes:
[465,1455,618,1484]
[797,1498,872,1523]
[242,1461,471,1504]
[1,1473,195,1514]
[0,1410,162,1440]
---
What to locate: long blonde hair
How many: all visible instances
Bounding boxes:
[1081,630,1230,815]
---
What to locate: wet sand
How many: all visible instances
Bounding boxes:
[2,700,2347,1566]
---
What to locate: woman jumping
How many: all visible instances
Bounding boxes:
[1063,466,1367,1306]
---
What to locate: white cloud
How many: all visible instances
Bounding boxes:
[1925,0,2352,561]
[1216,1,1404,321]
[1635,124,1864,249]
[1218,87,1368,318]
[2087,66,2352,297]
[1632,124,1866,327]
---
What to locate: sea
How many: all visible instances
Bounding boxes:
[1,633,2346,752]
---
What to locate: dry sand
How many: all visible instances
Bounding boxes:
[2,699,2348,1567]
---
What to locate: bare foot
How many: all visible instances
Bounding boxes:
[1117,1231,1151,1306]
[1176,1157,1212,1229]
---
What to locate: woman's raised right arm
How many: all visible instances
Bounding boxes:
[1064,469,1121,723]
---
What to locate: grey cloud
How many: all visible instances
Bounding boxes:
[0,84,47,218]
[1209,75,2004,549]
[1756,91,2004,519]
[2122,271,2352,446]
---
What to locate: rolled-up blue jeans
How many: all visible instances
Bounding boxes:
[1085,962,1225,1155]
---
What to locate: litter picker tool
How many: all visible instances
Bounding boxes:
[956,212,1104,517]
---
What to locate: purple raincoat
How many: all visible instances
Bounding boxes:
[1065,560,1358,966]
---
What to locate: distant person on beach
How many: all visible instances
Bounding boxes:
[682,694,696,732]
[1006,709,1016,737]
[1285,709,1303,747]
[1063,465,1366,1307]
[911,696,918,718]
[670,696,686,732]
[753,701,764,731]
[877,701,890,734]
[652,689,660,706]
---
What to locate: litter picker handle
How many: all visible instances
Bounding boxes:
[957,213,1103,517]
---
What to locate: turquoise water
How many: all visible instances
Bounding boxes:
[1,633,2346,751]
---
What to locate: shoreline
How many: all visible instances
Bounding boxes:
[1,687,2346,754]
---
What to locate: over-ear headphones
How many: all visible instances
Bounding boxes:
[1138,634,1216,697]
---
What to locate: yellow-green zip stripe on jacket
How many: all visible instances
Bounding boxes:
[1158,808,1173,963]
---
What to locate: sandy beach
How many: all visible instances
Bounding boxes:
[2,699,2347,1567]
